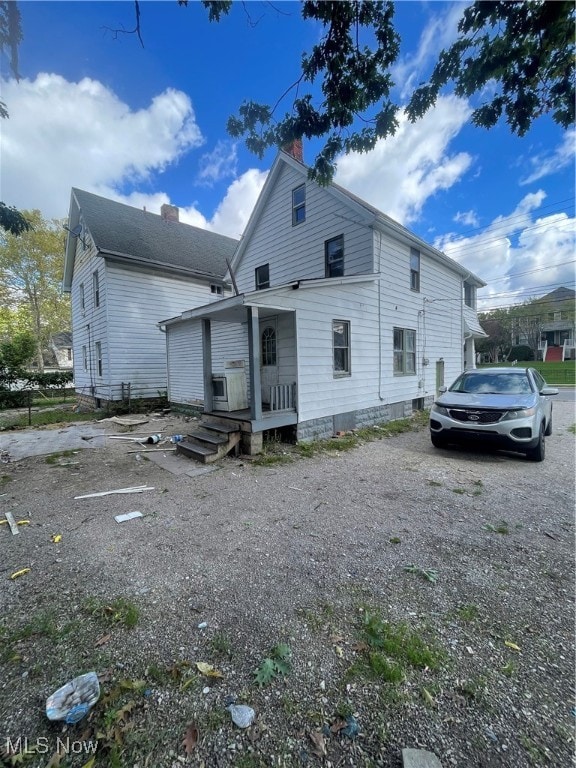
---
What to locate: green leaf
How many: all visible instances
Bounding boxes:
[254,657,277,687]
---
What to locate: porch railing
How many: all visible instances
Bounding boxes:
[562,338,575,362]
[270,383,296,411]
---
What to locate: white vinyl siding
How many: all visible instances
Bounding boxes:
[234,163,374,292]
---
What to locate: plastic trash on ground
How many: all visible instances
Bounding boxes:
[46,671,100,724]
[227,703,255,728]
[170,435,184,443]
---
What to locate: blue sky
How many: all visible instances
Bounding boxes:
[2,1,574,310]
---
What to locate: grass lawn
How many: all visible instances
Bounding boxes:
[479,361,575,386]
[0,407,100,430]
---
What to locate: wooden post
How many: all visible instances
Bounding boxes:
[202,319,213,413]
[247,306,262,421]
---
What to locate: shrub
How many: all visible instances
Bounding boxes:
[508,345,534,362]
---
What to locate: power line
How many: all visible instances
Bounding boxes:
[449,196,575,239]
[476,258,576,285]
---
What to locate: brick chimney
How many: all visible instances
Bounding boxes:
[160,203,179,222]
[282,138,303,163]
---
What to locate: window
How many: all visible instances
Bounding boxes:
[464,282,476,308]
[66,348,72,361]
[410,248,420,292]
[210,284,223,295]
[261,325,277,366]
[95,341,102,377]
[292,184,306,225]
[79,283,85,311]
[325,235,344,278]
[393,328,416,375]
[82,345,88,372]
[92,271,100,308]
[255,264,270,290]
[333,320,351,375]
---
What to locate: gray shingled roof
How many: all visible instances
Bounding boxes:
[72,188,238,279]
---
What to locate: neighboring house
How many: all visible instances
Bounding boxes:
[160,146,487,451]
[63,189,238,407]
[46,332,74,370]
[537,287,575,361]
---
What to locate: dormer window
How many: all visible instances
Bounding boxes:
[292,185,306,225]
[210,284,223,295]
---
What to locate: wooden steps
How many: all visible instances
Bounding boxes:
[176,421,241,464]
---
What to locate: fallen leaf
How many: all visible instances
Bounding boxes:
[308,730,327,757]
[95,633,112,647]
[16,520,30,526]
[505,641,521,652]
[51,533,62,543]
[351,642,369,653]
[195,662,224,678]
[80,758,96,768]
[182,722,199,755]
[330,717,347,734]
[10,568,30,580]
[422,687,435,707]
[46,751,63,768]
[330,634,345,644]
[334,645,344,658]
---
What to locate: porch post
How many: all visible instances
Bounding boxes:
[247,306,262,421]
[202,319,213,413]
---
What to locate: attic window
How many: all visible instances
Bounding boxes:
[292,185,306,225]
[210,284,223,295]
[255,264,270,290]
[410,248,420,292]
[325,235,344,278]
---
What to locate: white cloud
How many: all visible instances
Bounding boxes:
[434,192,576,309]
[393,4,465,99]
[1,73,203,217]
[520,129,576,185]
[198,140,238,185]
[454,210,480,228]
[209,168,268,239]
[335,95,472,224]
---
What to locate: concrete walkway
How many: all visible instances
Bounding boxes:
[0,424,108,461]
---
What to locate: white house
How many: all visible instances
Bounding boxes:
[160,147,487,454]
[62,189,238,408]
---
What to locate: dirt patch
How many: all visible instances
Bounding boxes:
[0,405,574,767]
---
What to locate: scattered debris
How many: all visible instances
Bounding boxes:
[114,511,144,523]
[402,747,443,768]
[227,702,256,729]
[0,450,11,463]
[505,640,521,652]
[104,416,150,427]
[331,715,359,738]
[403,564,438,583]
[146,434,162,444]
[45,671,100,724]
[126,448,177,454]
[51,533,62,543]
[75,485,154,499]
[10,568,30,580]
[170,434,184,443]
[197,621,208,629]
[5,511,19,536]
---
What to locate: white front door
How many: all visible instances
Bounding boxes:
[259,318,278,406]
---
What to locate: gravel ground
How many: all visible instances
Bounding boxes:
[0,402,574,768]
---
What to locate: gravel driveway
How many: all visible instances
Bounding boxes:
[1,401,574,768]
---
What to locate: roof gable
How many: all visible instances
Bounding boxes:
[64,189,239,290]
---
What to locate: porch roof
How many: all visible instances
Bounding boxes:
[158,274,379,327]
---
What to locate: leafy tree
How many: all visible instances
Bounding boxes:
[202,0,574,182]
[476,314,511,363]
[0,210,70,371]
[406,1,574,136]
[0,330,35,406]
[0,1,30,235]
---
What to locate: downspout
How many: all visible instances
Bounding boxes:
[375,229,384,401]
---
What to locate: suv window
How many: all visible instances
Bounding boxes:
[531,369,545,391]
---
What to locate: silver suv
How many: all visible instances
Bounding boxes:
[430,367,558,461]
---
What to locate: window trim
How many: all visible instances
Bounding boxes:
[79,282,85,312]
[210,284,223,296]
[325,235,344,278]
[410,248,420,292]
[292,184,306,226]
[332,319,351,377]
[92,270,100,308]
[393,327,416,375]
[255,264,270,291]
